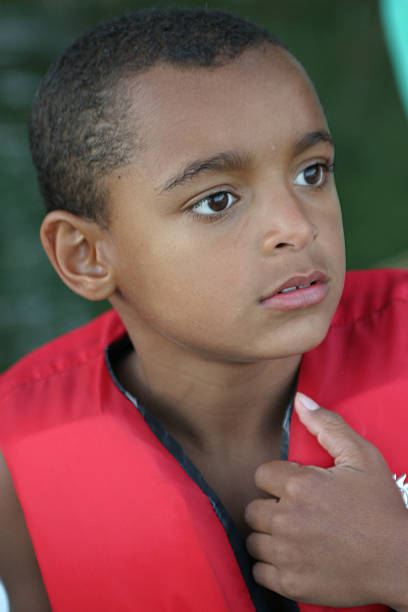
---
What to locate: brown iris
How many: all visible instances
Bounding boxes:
[303,164,323,185]
[207,192,230,211]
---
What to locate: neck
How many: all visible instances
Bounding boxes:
[116,328,301,455]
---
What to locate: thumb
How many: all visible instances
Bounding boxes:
[295,392,367,467]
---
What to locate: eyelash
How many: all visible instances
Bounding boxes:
[186,161,335,223]
[188,191,239,223]
[295,161,335,190]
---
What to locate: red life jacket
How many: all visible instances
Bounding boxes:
[0,268,407,612]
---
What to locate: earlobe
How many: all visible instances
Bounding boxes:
[40,210,116,301]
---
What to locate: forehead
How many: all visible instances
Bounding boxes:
[124,47,328,178]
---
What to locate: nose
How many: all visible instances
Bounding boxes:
[260,191,317,256]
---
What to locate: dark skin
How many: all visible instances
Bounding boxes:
[0,453,52,611]
[115,347,294,540]
[2,393,408,611]
[247,396,408,609]
[2,46,408,610]
[115,352,291,611]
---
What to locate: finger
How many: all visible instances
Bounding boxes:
[254,460,302,497]
[252,561,280,592]
[246,532,275,564]
[295,392,371,467]
[245,497,281,533]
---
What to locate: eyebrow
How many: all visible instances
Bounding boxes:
[159,151,249,193]
[293,130,334,156]
[159,130,334,193]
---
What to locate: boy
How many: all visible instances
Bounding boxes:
[0,8,407,612]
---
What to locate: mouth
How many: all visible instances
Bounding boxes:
[278,281,318,293]
[259,272,329,311]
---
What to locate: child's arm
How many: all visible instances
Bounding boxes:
[0,452,52,612]
[246,394,408,610]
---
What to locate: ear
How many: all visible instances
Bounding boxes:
[40,210,116,301]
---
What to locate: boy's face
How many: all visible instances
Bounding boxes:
[105,46,345,362]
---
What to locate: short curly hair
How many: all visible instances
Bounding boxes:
[29,8,284,225]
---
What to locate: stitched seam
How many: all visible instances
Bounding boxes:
[330,296,408,329]
[0,348,105,402]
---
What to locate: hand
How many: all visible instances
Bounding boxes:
[245,393,408,609]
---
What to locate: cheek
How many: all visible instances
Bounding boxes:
[331,210,346,268]
[320,199,345,264]
[325,214,346,305]
[115,223,249,326]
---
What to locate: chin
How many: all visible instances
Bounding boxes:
[254,310,335,361]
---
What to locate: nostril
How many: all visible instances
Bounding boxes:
[275,243,287,249]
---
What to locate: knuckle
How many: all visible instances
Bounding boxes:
[286,471,314,498]
[268,510,287,533]
[322,411,348,437]
[323,411,350,437]
[345,435,385,469]
[326,410,344,427]
[246,497,282,532]
[363,440,383,463]
[272,540,291,566]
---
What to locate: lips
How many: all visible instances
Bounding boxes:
[261,272,329,302]
[259,271,329,311]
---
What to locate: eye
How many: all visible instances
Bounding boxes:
[294,162,332,187]
[189,191,238,216]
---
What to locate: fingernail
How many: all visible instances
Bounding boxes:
[296,392,319,411]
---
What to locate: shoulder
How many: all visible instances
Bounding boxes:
[332,268,408,326]
[0,310,126,443]
[0,309,124,399]
[0,451,52,611]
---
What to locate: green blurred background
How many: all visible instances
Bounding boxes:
[1,0,407,372]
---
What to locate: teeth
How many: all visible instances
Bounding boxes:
[280,286,297,293]
[280,282,312,294]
